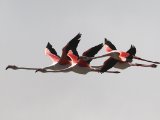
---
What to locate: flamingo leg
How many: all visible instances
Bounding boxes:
[104,70,120,73]
[91,65,103,68]
[133,56,160,64]
[128,62,157,68]
[91,68,120,74]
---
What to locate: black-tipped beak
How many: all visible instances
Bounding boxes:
[5,65,17,70]
[6,66,9,70]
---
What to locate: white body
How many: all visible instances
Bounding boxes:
[71,65,93,74]
[114,62,130,69]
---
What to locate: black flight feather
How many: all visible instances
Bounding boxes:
[104,38,117,50]
[63,33,82,52]
[46,42,58,56]
[100,58,118,73]
[126,45,136,60]
[71,40,80,58]
[82,43,103,64]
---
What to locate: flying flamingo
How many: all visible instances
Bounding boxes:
[6,33,81,72]
[37,43,120,74]
[81,39,159,73]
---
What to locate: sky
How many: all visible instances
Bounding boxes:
[0,0,160,120]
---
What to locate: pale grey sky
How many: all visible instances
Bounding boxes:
[0,0,160,120]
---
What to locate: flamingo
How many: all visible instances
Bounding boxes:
[6,33,81,72]
[37,43,120,74]
[81,39,159,73]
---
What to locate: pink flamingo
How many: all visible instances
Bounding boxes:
[6,33,81,72]
[81,39,159,73]
[38,43,120,74]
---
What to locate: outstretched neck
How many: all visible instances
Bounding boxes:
[6,65,40,70]
[18,67,40,70]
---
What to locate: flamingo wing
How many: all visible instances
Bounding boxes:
[59,33,81,64]
[126,45,136,60]
[100,57,118,73]
[104,38,117,52]
[82,43,103,64]
[63,33,81,52]
[46,42,59,56]
[70,40,80,59]
[45,42,60,63]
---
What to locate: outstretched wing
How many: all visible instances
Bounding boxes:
[59,33,81,64]
[45,42,60,64]
[126,45,136,60]
[46,42,58,56]
[82,43,103,64]
[63,33,81,52]
[70,40,80,58]
[100,57,118,73]
[104,38,117,52]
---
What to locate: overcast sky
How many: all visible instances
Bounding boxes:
[1,0,160,120]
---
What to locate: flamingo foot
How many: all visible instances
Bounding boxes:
[151,64,157,68]
[113,71,121,73]
[153,62,160,64]
[6,65,18,70]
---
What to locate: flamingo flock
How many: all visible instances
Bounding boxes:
[6,33,160,74]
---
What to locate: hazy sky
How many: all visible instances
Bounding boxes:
[1,0,160,120]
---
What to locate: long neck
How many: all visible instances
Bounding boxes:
[20,67,39,70]
[17,67,40,70]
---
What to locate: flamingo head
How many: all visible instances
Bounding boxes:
[6,65,18,70]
